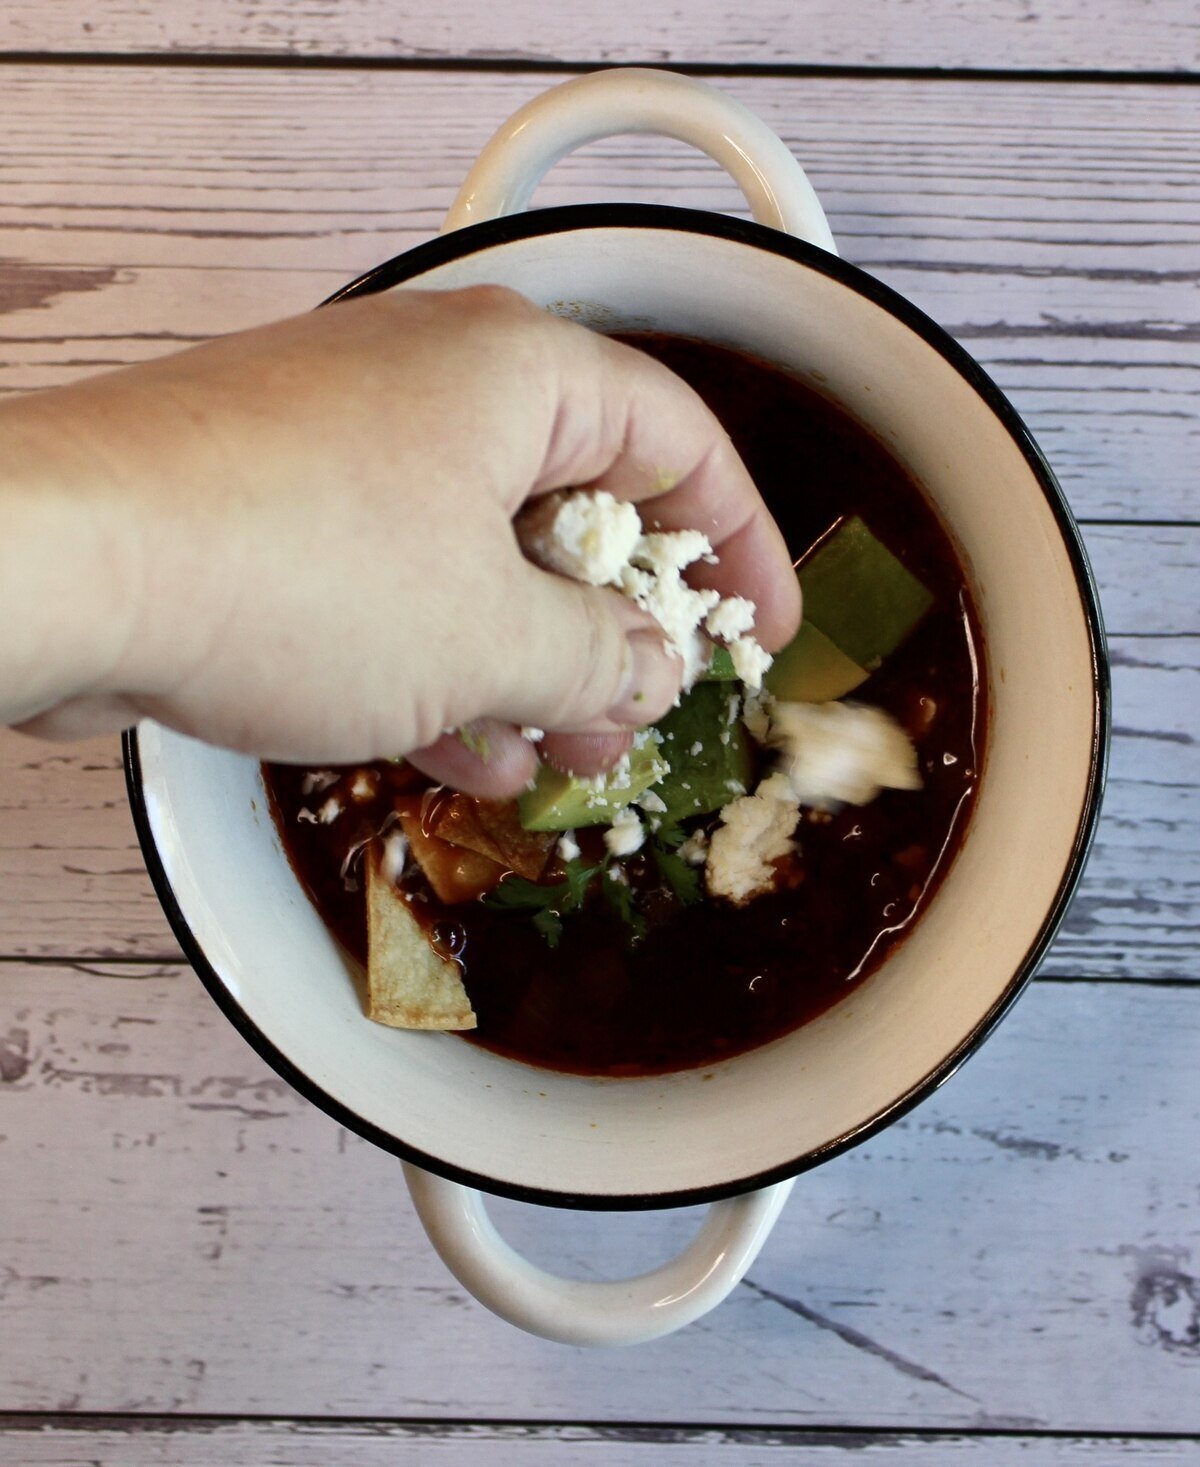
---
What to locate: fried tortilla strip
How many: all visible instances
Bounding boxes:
[365,845,476,1030]
[396,807,507,904]
[427,794,555,881]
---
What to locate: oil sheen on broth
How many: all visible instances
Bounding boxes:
[264,335,986,1077]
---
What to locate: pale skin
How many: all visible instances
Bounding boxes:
[1,285,800,797]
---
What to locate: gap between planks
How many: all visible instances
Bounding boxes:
[1,1422,1199,1467]
[1,52,1199,86]
[0,0,1197,74]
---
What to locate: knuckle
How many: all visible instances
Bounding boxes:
[453,282,534,320]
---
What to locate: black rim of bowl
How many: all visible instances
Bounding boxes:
[123,203,1111,1212]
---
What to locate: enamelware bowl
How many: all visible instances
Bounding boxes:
[126,69,1108,1346]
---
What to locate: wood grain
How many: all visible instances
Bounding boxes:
[0,69,1195,520]
[2,1419,1198,1466]
[3,524,1195,975]
[0,964,1196,1426]
[0,17,1196,1444]
[1,0,1197,72]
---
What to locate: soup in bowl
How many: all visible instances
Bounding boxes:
[125,69,1107,1345]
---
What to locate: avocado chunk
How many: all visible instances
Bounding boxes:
[765,516,933,702]
[801,516,933,669]
[701,644,738,681]
[652,681,753,824]
[518,734,668,832]
[766,619,870,703]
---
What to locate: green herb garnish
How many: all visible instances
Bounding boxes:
[484,860,601,949]
[601,867,647,942]
[485,831,701,949]
[650,840,703,908]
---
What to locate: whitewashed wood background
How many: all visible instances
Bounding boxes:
[1,4,1198,1464]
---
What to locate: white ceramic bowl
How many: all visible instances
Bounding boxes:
[125,70,1108,1345]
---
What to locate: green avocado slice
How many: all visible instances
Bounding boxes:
[652,681,753,824]
[766,619,871,703]
[765,516,933,703]
[518,735,668,832]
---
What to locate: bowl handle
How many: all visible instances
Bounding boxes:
[403,1161,794,1346]
[441,67,837,253]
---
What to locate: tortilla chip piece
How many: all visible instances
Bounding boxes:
[427,794,555,881]
[396,808,507,904]
[365,846,476,1030]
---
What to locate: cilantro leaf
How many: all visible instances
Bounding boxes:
[483,860,602,947]
[532,908,564,948]
[601,867,647,941]
[651,820,687,849]
[651,840,703,908]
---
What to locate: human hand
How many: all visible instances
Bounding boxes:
[1,286,799,795]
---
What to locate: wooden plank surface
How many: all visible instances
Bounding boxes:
[0,69,1196,520]
[3,1419,1199,1466]
[1,0,1197,72]
[5,542,1196,976]
[0,5,1196,1448]
[1,963,1196,1428]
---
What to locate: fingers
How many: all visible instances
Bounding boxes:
[526,324,801,650]
[405,720,537,799]
[480,562,684,737]
[406,722,633,799]
[539,729,634,778]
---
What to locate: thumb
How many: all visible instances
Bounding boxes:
[490,561,684,735]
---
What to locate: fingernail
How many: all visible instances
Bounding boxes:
[607,629,682,727]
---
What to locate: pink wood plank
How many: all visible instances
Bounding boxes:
[1,0,1197,72]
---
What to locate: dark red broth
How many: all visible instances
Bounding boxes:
[264,335,986,1077]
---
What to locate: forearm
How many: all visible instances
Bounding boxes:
[0,388,142,728]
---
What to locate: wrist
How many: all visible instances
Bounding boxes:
[0,389,143,726]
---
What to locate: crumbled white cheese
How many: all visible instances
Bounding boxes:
[381,831,409,885]
[741,689,775,744]
[521,489,642,586]
[769,700,921,808]
[729,636,773,692]
[704,595,756,643]
[620,558,720,688]
[604,808,646,857]
[557,831,581,863]
[705,778,800,905]
[521,727,545,743]
[636,789,667,814]
[301,769,338,797]
[689,739,704,757]
[606,752,634,791]
[678,829,710,866]
[317,796,343,825]
[523,491,772,696]
[631,529,713,577]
